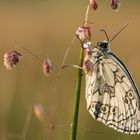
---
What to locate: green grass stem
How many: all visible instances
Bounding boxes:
[70,46,84,140]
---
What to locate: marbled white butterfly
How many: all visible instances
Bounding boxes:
[83,25,140,134]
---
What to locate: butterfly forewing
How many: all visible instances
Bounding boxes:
[85,46,140,134]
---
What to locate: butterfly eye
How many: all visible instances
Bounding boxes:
[127,91,134,99]
[110,107,117,114]
[124,97,130,105]
[100,105,109,113]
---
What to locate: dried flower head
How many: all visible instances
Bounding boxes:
[76,26,91,43]
[83,59,94,74]
[111,0,120,11]
[34,104,45,122]
[85,46,93,59]
[43,57,53,76]
[83,46,93,73]
[89,0,98,10]
[4,51,22,70]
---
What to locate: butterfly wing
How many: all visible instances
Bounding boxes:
[85,47,140,134]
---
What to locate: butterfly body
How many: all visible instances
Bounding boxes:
[85,41,140,134]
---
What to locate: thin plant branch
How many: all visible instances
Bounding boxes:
[70,44,84,140]
[61,65,83,70]
[84,5,90,26]
[70,5,90,140]
[50,37,79,140]
[56,37,77,79]
[15,46,43,62]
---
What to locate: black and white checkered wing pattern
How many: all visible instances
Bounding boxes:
[85,47,140,134]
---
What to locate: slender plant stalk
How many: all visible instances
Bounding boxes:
[70,46,84,140]
[70,5,89,140]
[15,46,43,62]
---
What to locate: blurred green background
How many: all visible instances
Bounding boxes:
[0,0,140,140]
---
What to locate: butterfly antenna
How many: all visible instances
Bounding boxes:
[109,23,129,43]
[100,29,110,42]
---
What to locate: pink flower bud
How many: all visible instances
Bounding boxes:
[83,60,93,74]
[85,46,93,59]
[4,51,22,70]
[111,0,120,11]
[89,0,98,10]
[43,58,53,76]
[76,26,91,43]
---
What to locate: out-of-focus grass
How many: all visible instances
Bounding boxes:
[0,0,140,140]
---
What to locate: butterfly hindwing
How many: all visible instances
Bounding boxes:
[85,47,140,134]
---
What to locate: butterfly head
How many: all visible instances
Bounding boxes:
[97,40,109,50]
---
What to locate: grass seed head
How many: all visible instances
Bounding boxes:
[43,57,53,76]
[76,26,91,43]
[111,0,120,11]
[89,0,98,10]
[4,51,22,70]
